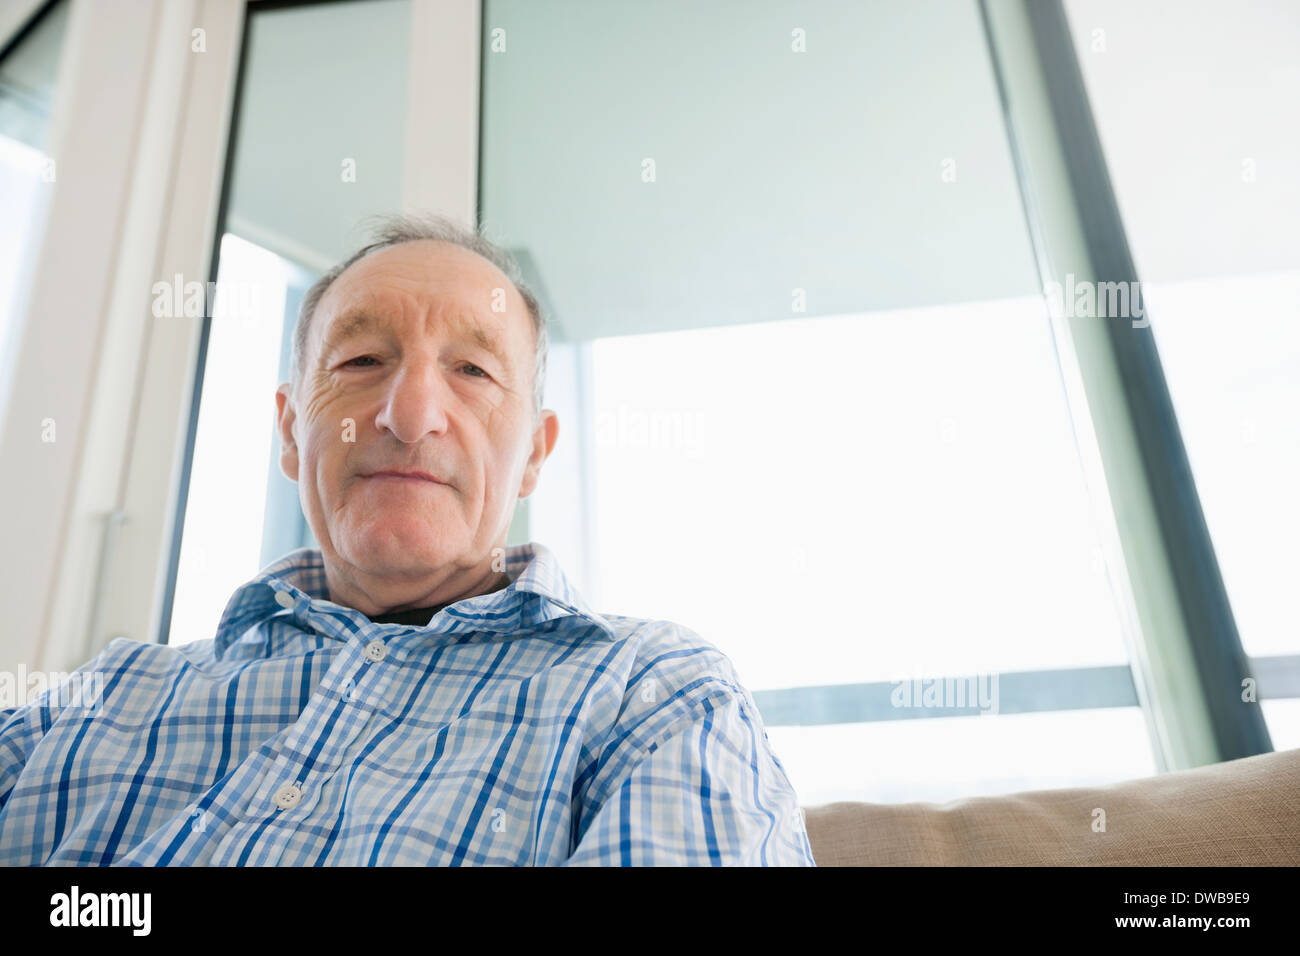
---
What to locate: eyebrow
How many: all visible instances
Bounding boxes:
[322,308,515,376]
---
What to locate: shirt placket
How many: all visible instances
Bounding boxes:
[210,628,399,865]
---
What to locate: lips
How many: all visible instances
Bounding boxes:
[365,470,447,485]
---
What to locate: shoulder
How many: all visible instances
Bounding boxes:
[604,614,747,698]
[94,634,218,666]
[593,614,763,751]
[59,635,220,699]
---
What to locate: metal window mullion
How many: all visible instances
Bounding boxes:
[979,0,1270,767]
[1022,0,1270,761]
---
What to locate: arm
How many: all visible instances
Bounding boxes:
[0,702,42,814]
[0,641,122,815]
[565,685,816,866]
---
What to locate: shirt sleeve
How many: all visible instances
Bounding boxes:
[0,641,122,814]
[0,710,22,812]
[0,697,46,814]
[564,685,817,866]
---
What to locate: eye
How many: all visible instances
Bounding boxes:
[461,363,489,378]
[342,355,379,368]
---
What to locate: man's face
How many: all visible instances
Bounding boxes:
[274,240,557,602]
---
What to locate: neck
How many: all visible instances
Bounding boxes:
[323,557,511,618]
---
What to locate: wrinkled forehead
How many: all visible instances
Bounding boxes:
[309,241,531,363]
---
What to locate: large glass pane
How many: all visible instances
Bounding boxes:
[585,299,1129,691]
[168,234,304,648]
[1067,0,1300,746]
[483,0,1156,800]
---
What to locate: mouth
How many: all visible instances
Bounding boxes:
[363,470,448,486]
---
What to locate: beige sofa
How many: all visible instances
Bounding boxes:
[802,747,1300,865]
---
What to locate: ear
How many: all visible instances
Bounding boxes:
[275,383,300,482]
[517,410,559,499]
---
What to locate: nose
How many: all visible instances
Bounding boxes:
[373,359,452,443]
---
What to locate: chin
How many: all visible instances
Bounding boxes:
[348,520,459,568]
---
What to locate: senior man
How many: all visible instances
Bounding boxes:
[0,213,816,866]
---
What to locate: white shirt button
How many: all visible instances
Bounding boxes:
[364,639,387,662]
[273,782,302,810]
[273,590,295,609]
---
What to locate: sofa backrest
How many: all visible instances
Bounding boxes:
[802,747,1300,865]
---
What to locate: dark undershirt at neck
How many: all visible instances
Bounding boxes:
[362,572,511,627]
[365,602,453,627]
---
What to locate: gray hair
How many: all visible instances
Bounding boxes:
[290,212,548,418]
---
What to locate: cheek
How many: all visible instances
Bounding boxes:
[300,378,335,423]
[481,436,528,503]
[299,429,352,504]
[302,381,361,441]
[299,385,363,491]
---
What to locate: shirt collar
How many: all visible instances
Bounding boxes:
[212,540,617,659]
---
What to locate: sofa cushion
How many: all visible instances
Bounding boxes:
[802,747,1300,865]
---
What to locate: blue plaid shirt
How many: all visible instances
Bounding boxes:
[0,541,816,865]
